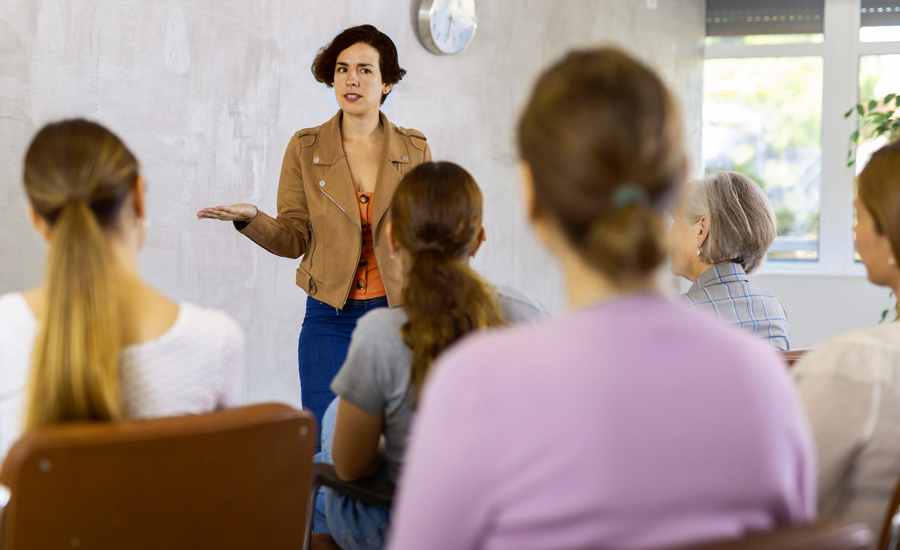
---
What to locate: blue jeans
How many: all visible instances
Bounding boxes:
[298,295,388,449]
[313,398,392,549]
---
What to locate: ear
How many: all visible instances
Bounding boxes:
[519,162,541,223]
[386,221,400,256]
[470,227,486,258]
[133,175,146,219]
[27,205,52,243]
[696,216,711,248]
[383,83,392,96]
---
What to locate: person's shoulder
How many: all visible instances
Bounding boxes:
[176,302,245,344]
[291,126,321,148]
[391,124,427,141]
[495,285,550,322]
[0,292,27,313]
[795,323,900,383]
[354,306,408,340]
[390,123,428,153]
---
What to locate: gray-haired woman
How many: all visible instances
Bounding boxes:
[669,170,791,350]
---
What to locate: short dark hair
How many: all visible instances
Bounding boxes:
[311,25,406,105]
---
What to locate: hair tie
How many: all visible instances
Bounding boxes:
[612,183,649,208]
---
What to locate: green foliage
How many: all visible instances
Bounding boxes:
[846,92,900,167]
[775,205,797,236]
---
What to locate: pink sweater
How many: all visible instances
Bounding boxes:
[389,294,815,550]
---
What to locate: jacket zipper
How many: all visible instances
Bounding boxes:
[317,186,362,308]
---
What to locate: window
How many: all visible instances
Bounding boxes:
[703,57,823,260]
[704,0,900,273]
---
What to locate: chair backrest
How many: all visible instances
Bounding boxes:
[0,403,316,550]
[782,348,810,368]
[878,472,900,549]
[658,521,872,550]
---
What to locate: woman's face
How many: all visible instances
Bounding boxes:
[334,42,389,116]
[668,198,701,280]
[855,198,899,287]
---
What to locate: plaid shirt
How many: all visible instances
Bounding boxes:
[684,263,791,351]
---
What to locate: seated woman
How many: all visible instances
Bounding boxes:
[669,170,790,350]
[795,141,900,537]
[387,48,815,550]
[0,119,244,462]
[312,161,547,550]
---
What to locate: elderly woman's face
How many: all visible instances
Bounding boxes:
[668,198,702,280]
[855,198,899,287]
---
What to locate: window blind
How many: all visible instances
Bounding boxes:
[861,1,900,27]
[707,0,824,36]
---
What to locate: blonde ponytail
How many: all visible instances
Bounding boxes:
[24,200,124,430]
[22,119,138,430]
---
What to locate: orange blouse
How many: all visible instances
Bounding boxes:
[348,191,387,300]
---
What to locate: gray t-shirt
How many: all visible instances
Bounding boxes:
[330,286,549,483]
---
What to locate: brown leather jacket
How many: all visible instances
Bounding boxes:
[237,110,431,309]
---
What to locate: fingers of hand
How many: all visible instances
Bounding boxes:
[197,209,236,221]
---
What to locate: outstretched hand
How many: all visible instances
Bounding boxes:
[196,203,258,223]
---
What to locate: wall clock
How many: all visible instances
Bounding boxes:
[417,0,478,56]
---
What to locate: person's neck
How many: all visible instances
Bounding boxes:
[106,236,145,296]
[689,259,733,283]
[561,250,663,310]
[340,109,382,143]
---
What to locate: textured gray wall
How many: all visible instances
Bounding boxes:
[0,0,704,407]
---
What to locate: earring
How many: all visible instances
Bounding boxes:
[696,248,701,256]
[390,251,399,260]
[890,257,896,266]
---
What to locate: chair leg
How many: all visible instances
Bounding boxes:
[303,481,322,550]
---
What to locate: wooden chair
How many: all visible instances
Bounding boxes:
[0,403,316,550]
[660,520,872,550]
[782,348,810,368]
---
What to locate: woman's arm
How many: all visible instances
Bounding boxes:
[197,135,311,259]
[794,345,878,512]
[331,398,384,481]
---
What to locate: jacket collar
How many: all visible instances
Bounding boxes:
[689,262,749,293]
[314,110,410,165]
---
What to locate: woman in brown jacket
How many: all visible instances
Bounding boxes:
[198,25,431,442]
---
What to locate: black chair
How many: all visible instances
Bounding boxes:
[302,463,394,550]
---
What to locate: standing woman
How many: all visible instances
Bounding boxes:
[198,25,431,435]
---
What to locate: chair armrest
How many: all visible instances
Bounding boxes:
[313,463,394,509]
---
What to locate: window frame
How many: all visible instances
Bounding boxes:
[703,0,900,275]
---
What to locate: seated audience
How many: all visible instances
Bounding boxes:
[795,140,900,536]
[387,48,815,550]
[312,161,547,550]
[0,119,243,463]
[669,171,791,350]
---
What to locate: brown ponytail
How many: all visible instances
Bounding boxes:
[391,162,507,400]
[23,119,138,430]
[517,47,685,280]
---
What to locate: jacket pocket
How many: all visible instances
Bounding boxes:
[306,220,316,270]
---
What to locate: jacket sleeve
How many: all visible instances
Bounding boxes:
[423,140,432,163]
[236,135,310,259]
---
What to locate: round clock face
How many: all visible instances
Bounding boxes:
[418,0,478,56]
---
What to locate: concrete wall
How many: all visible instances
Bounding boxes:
[0,0,705,407]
